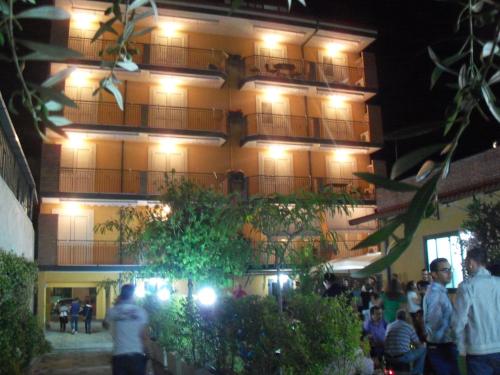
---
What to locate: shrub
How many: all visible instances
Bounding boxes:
[0,250,51,374]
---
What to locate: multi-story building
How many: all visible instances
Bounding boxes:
[0,92,37,260]
[36,0,383,324]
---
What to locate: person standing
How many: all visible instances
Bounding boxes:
[453,247,500,375]
[363,306,387,362]
[82,299,93,334]
[322,272,346,298]
[104,284,149,375]
[423,258,460,375]
[385,310,426,375]
[58,303,69,332]
[382,278,406,323]
[406,281,421,319]
[70,298,80,334]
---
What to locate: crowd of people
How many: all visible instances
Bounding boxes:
[57,297,93,334]
[322,246,500,375]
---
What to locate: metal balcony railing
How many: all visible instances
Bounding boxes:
[64,100,226,134]
[243,55,365,87]
[58,168,225,195]
[245,113,370,143]
[246,175,375,200]
[57,240,133,265]
[68,37,227,73]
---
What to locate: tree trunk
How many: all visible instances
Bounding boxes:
[187,278,196,364]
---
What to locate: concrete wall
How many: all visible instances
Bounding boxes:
[0,176,35,260]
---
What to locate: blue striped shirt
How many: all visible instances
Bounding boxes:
[385,320,420,356]
[423,282,453,343]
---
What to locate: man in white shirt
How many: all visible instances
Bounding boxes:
[452,247,500,375]
[104,284,149,375]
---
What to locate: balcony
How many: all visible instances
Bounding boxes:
[63,101,227,143]
[241,55,371,96]
[244,113,372,148]
[57,240,133,265]
[54,168,225,197]
[67,37,227,76]
[246,175,375,200]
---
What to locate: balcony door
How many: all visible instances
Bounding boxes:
[256,96,290,135]
[151,30,187,66]
[326,156,357,191]
[321,101,353,140]
[64,80,99,124]
[149,86,187,129]
[259,152,293,194]
[148,145,187,194]
[255,43,287,73]
[318,51,349,84]
[60,143,96,193]
[55,208,94,265]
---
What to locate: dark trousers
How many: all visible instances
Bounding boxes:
[112,354,147,375]
[85,318,92,333]
[59,317,67,332]
[71,315,78,332]
[467,352,500,375]
[427,342,460,375]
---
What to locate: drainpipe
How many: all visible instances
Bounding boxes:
[300,22,319,184]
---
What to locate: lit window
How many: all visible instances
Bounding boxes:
[424,232,467,288]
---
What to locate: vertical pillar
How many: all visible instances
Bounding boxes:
[36,277,47,326]
[96,286,107,320]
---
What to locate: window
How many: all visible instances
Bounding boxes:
[424,232,468,288]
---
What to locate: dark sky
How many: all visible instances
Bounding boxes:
[3,0,499,184]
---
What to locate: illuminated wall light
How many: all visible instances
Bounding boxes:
[263,87,281,102]
[69,70,90,87]
[328,95,347,107]
[269,145,285,159]
[195,287,217,306]
[62,201,83,215]
[334,149,351,162]
[161,22,179,37]
[66,133,86,148]
[325,42,344,56]
[159,139,177,153]
[159,77,180,93]
[262,34,280,47]
[73,12,97,29]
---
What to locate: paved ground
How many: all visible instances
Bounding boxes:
[44,321,113,351]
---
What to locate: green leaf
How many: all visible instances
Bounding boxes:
[352,216,404,250]
[429,50,463,89]
[35,86,77,108]
[18,39,82,60]
[41,67,75,88]
[489,71,500,85]
[132,26,155,38]
[102,79,123,110]
[47,116,72,126]
[17,6,70,20]
[404,173,439,237]
[44,100,63,111]
[391,143,444,179]
[354,172,418,192]
[129,0,149,11]
[416,160,435,182]
[481,42,500,58]
[117,60,139,71]
[352,237,412,278]
[123,21,135,41]
[132,9,154,23]
[481,83,500,122]
[0,1,10,16]
[92,17,118,43]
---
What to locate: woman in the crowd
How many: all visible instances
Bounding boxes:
[381,278,406,323]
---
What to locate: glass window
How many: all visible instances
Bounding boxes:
[425,232,466,288]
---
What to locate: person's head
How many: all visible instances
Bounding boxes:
[73,297,79,303]
[370,306,383,322]
[119,284,136,302]
[386,278,402,298]
[430,258,452,285]
[396,309,407,322]
[368,276,376,286]
[406,280,417,292]
[466,247,487,276]
[421,268,430,282]
[323,273,336,289]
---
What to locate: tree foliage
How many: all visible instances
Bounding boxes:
[353,0,500,277]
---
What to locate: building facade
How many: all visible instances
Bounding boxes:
[0,93,37,260]
[37,0,383,324]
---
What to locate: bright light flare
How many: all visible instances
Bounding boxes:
[159,77,181,93]
[66,132,86,148]
[159,139,177,153]
[270,274,290,286]
[195,287,217,306]
[69,70,90,87]
[325,42,344,56]
[262,34,280,47]
[157,287,171,301]
[263,87,281,102]
[161,22,179,37]
[73,12,97,29]
[334,149,351,162]
[328,95,347,107]
[61,201,83,215]
[135,282,146,298]
[268,145,285,159]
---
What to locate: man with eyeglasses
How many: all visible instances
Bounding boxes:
[423,258,460,375]
[453,247,500,375]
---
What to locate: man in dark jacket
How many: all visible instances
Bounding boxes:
[322,272,347,298]
[70,298,80,334]
[82,298,93,334]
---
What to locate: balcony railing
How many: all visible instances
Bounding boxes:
[68,37,227,73]
[243,55,365,87]
[58,168,225,195]
[245,113,370,143]
[64,100,226,134]
[57,240,134,265]
[254,239,372,266]
[246,175,375,200]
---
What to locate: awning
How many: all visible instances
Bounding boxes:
[325,252,383,273]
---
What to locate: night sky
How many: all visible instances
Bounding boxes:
[2,0,499,185]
